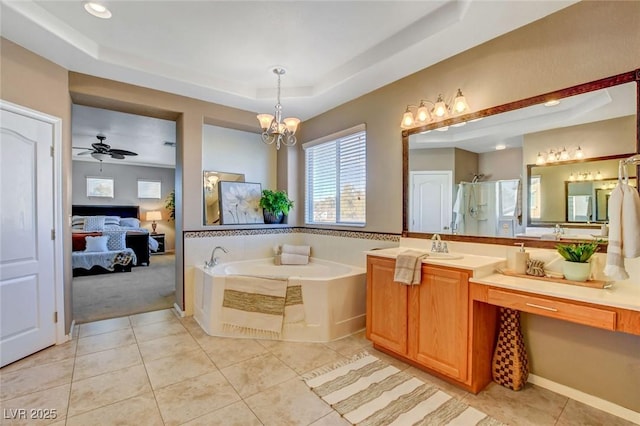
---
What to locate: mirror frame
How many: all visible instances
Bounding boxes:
[402,69,640,248]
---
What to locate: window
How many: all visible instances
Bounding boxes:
[303,124,366,226]
[137,179,161,199]
[86,176,114,198]
[529,175,541,219]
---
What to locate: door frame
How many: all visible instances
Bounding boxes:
[409,170,453,233]
[1,100,67,345]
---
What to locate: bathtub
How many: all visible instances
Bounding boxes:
[193,257,367,342]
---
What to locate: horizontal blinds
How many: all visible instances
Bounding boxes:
[305,129,366,225]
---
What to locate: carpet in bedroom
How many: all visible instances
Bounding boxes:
[73,253,176,324]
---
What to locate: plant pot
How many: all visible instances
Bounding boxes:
[562,260,591,282]
[263,210,284,224]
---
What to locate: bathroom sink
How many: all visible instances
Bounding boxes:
[426,252,464,260]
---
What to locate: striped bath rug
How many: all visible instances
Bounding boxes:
[303,352,503,426]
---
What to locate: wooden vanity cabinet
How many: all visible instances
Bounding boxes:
[366,255,470,383]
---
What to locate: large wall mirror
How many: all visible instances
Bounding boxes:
[402,69,639,246]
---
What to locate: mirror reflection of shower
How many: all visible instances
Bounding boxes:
[453,177,522,237]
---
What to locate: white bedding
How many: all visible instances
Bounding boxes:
[72,248,137,271]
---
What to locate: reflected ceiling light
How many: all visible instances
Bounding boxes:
[559,147,570,161]
[536,152,546,165]
[595,171,603,180]
[257,68,300,150]
[544,99,560,107]
[435,126,449,132]
[537,146,584,164]
[84,2,112,19]
[495,144,506,150]
[400,89,471,129]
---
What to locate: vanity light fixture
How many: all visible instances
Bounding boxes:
[256,68,300,150]
[537,146,584,165]
[595,171,603,180]
[84,2,112,19]
[400,89,470,129]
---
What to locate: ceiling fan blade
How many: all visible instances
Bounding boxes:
[109,148,138,156]
[92,142,110,151]
[76,150,94,156]
[110,152,125,159]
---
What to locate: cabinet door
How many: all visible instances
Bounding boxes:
[366,256,408,355]
[409,265,469,381]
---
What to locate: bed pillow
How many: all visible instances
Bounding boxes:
[104,230,127,251]
[71,215,85,230]
[104,216,121,227]
[119,217,140,228]
[83,216,106,232]
[84,235,109,252]
[72,232,101,251]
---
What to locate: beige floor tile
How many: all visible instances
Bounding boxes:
[309,410,351,426]
[221,353,298,398]
[78,316,131,338]
[267,341,345,375]
[199,336,267,368]
[129,308,177,327]
[324,330,371,356]
[556,399,638,426]
[137,332,200,362]
[76,328,136,356]
[154,371,240,426]
[67,364,151,417]
[0,340,77,374]
[366,347,413,371]
[65,392,163,426]
[245,377,333,426]
[181,400,262,426]
[180,317,209,341]
[0,359,73,401]
[73,344,142,381]
[132,318,187,342]
[144,348,217,390]
[0,384,70,425]
[462,382,567,426]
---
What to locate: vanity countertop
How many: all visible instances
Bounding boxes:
[365,247,505,276]
[471,273,640,312]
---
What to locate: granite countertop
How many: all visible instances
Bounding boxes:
[470,273,640,312]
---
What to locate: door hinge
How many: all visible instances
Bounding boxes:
[54,311,58,323]
[51,229,55,240]
[50,146,54,157]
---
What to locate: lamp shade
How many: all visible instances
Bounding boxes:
[146,211,162,221]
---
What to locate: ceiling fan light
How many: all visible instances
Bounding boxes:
[91,152,109,161]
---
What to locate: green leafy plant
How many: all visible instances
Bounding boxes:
[556,241,600,263]
[259,189,294,215]
[165,190,175,222]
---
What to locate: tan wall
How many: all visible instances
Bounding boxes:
[408,147,454,171]
[478,148,523,181]
[453,148,479,185]
[298,1,640,412]
[0,38,73,332]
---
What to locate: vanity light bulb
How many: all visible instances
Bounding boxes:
[569,173,575,181]
[575,146,584,159]
[416,105,430,123]
[547,151,556,163]
[595,171,603,180]
[536,153,545,165]
[433,95,448,118]
[401,110,415,128]
[560,148,570,161]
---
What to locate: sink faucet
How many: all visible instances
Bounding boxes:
[430,234,448,253]
[554,224,564,237]
[205,246,228,268]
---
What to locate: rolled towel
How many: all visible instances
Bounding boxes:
[282,244,311,256]
[280,253,309,265]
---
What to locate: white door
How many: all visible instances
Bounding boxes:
[0,104,57,367]
[409,171,453,233]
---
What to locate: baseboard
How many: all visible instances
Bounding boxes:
[173,302,185,317]
[528,374,640,423]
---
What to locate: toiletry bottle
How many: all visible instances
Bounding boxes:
[601,223,608,237]
[514,243,529,275]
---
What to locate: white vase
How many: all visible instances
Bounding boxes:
[562,261,591,282]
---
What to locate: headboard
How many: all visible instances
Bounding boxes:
[72,205,140,219]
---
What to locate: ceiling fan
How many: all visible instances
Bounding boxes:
[73,135,138,162]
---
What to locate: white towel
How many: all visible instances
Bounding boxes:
[394,250,427,285]
[284,278,305,324]
[452,183,464,232]
[282,244,311,256]
[622,183,640,258]
[604,183,628,280]
[280,253,309,265]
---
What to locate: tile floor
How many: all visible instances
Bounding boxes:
[0,308,636,426]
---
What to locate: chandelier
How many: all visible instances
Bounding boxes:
[256,68,300,150]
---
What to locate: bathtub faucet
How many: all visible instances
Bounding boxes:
[205,246,228,268]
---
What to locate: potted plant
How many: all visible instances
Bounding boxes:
[165,190,175,222]
[556,240,600,281]
[259,189,293,224]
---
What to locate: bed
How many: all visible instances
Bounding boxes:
[71,205,156,275]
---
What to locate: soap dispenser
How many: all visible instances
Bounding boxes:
[514,243,529,275]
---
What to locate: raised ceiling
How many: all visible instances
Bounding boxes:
[1,0,576,120]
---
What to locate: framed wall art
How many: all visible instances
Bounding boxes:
[218,181,263,224]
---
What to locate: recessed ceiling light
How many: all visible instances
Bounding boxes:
[495,144,506,150]
[84,2,112,19]
[451,122,467,128]
[544,99,560,107]
[435,126,449,132]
